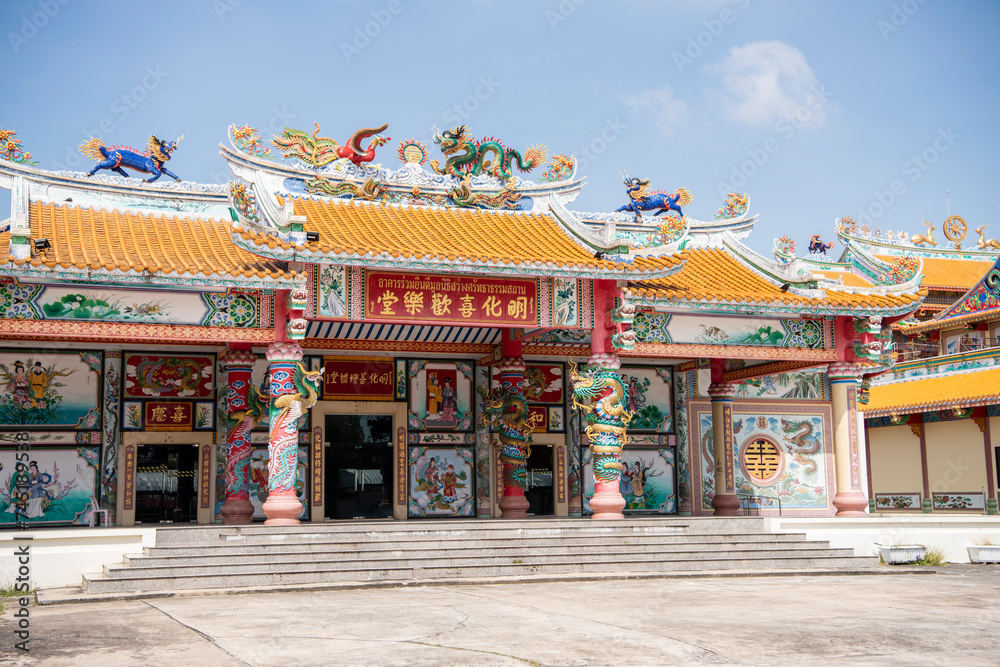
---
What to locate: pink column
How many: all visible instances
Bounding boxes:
[582,352,630,520]
[262,341,306,525]
[708,382,741,516]
[219,346,258,525]
[828,362,869,516]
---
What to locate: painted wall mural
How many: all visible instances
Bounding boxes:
[552,278,579,327]
[0,284,262,327]
[693,401,833,512]
[621,366,673,432]
[0,447,99,525]
[0,350,102,429]
[316,265,347,318]
[124,354,215,398]
[582,447,676,514]
[655,314,828,349]
[408,446,474,517]
[408,361,474,431]
[733,368,828,400]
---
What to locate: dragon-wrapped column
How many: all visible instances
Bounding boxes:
[479,357,532,519]
[262,341,321,525]
[219,346,264,525]
[570,353,632,520]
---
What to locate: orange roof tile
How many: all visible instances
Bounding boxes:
[628,248,925,312]
[862,367,1000,415]
[877,255,992,290]
[2,201,295,284]
[232,196,686,277]
[812,271,875,288]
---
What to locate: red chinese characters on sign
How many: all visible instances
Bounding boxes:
[323,359,395,400]
[144,402,193,431]
[364,271,538,326]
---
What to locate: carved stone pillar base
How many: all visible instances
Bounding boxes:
[498,492,530,519]
[219,497,255,525]
[262,491,302,525]
[711,493,741,517]
[590,481,625,520]
[832,491,869,517]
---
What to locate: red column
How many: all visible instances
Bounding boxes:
[708,382,741,516]
[219,345,258,525]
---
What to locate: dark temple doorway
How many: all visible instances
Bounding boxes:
[525,445,554,516]
[325,414,393,519]
[135,444,197,524]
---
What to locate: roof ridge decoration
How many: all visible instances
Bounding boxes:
[221,123,586,215]
[837,214,1000,261]
[0,127,37,165]
[898,253,1000,333]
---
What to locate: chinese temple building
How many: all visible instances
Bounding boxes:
[0,124,928,528]
[834,219,1000,515]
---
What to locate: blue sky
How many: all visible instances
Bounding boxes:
[1,0,997,254]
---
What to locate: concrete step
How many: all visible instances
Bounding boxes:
[112,547,857,577]
[140,532,810,556]
[83,555,878,593]
[149,517,775,545]
[128,539,835,566]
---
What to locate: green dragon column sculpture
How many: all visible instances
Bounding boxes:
[569,353,634,519]
[477,357,533,519]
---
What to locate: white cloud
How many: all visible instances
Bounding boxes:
[704,41,827,127]
[623,85,687,136]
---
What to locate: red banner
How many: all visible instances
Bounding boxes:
[323,358,395,400]
[364,271,538,326]
[144,402,193,431]
[123,445,136,511]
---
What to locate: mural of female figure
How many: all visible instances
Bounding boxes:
[427,375,442,417]
[619,462,633,496]
[7,361,30,405]
[25,461,53,519]
[424,457,439,491]
[440,378,457,421]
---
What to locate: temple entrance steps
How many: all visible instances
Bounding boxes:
[78,517,877,596]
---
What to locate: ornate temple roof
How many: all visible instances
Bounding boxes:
[1,201,299,289]
[896,255,1000,334]
[884,256,991,292]
[627,246,926,316]
[862,366,1000,416]
[229,195,689,280]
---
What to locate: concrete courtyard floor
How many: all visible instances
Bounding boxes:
[3,567,998,666]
